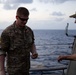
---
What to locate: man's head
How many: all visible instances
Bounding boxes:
[16,7,29,16]
[16,7,29,27]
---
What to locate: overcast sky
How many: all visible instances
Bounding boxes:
[0,0,76,30]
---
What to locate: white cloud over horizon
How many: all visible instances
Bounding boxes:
[0,0,76,30]
[0,0,33,9]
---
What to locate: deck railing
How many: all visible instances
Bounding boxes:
[5,66,67,75]
[29,66,67,75]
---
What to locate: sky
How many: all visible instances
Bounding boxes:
[0,0,76,30]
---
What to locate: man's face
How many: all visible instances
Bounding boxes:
[16,15,29,27]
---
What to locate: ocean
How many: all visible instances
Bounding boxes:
[0,29,75,74]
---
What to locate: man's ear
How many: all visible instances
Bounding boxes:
[16,16,18,19]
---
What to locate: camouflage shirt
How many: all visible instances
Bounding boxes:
[1,21,34,74]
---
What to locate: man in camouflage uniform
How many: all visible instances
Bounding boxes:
[0,7,38,75]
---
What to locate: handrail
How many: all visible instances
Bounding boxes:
[5,66,67,75]
[30,66,67,75]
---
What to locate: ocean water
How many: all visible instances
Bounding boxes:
[31,30,75,67]
[31,30,75,74]
[0,29,75,74]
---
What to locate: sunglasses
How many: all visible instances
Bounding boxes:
[18,16,29,21]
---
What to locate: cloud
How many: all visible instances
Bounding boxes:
[38,0,75,4]
[30,8,37,11]
[55,18,64,21]
[0,0,33,10]
[50,11,65,21]
[3,4,19,10]
[51,11,65,16]
[0,0,33,3]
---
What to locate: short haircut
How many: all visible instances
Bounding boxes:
[16,7,29,16]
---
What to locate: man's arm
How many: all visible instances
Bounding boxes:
[58,54,76,62]
[0,55,6,75]
[30,43,38,59]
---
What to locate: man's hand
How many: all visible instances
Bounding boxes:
[31,53,38,59]
[58,55,65,62]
